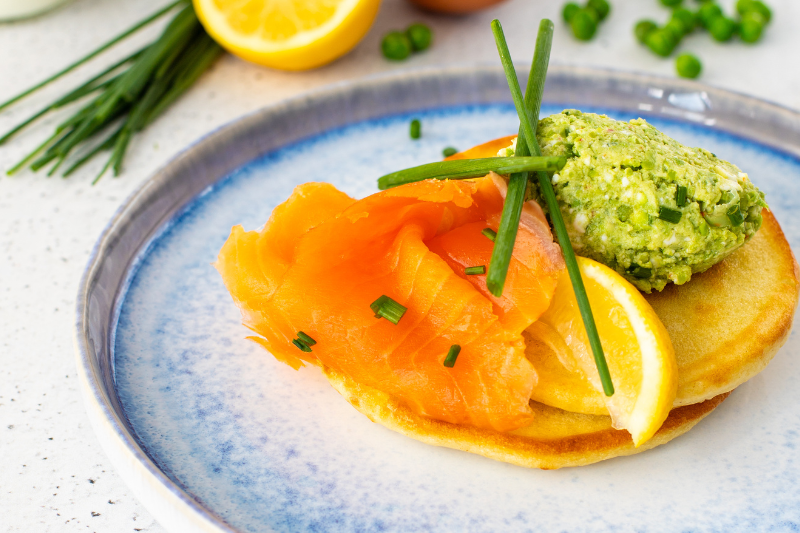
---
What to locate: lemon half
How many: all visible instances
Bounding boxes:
[194,0,381,71]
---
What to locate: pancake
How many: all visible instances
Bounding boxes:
[529,209,800,415]
[324,365,730,470]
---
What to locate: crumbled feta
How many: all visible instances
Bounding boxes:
[573,213,589,233]
[496,138,517,157]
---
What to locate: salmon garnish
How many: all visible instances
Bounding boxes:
[215,175,564,432]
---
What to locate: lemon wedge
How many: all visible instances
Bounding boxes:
[527,257,678,447]
[193,0,381,71]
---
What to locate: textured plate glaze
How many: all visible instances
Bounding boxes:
[76,66,800,533]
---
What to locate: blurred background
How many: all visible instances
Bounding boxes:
[1,0,798,531]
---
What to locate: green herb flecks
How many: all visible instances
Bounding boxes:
[675,185,688,207]
[629,265,652,279]
[443,345,461,368]
[370,295,408,325]
[491,18,614,397]
[727,204,745,226]
[658,206,682,224]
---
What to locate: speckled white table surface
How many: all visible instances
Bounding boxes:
[1,0,798,531]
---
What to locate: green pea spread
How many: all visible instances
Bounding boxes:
[520,110,767,292]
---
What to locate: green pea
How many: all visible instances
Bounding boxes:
[664,19,687,41]
[571,9,598,41]
[587,0,611,21]
[646,29,677,57]
[738,0,771,23]
[739,12,764,42]
[616,205,633,222]
[660,0,682,6]
[676,53,702,78]
[709,16,736,41]
[736,0,755,14]
[442,147,458,158]
[749,1,771,23]
[381,31,412,61]
[406,23,433,52]
[671,8,697,33]
[583,6,600,22]
[409,119,421,139]
[562,2,581,22]
[634,20,658,44]
[698,3,723,28]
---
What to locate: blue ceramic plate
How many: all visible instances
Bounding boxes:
[75,66,800,533]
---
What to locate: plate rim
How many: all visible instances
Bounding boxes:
[73,64,800,533]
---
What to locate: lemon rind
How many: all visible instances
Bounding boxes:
[194,0,364,53]
[582,259,678,447]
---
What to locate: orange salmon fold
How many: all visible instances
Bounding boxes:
[215,175,565,432]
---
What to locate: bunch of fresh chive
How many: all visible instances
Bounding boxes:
[374,19,615,396]
[0,0,223,182]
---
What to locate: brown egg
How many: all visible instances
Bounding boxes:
[408,0,508,14]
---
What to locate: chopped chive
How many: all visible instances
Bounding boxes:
[492,18,614,397]
[464,265,486,275]
[370,295,408,325]
[481,228,497,242]
[410,118,421,139]
[442,146,458,157]
[675,185,687,207]
[727,204,745,226]
[658,206,682,224]
[292,338,312,353]
[297,331,317,346]
[628,265,652,279]
[443,345,461,367]
[376,156,565,190]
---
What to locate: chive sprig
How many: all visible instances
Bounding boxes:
[377,156,565,190]
[487,19,552,298]
[491,19,614,396]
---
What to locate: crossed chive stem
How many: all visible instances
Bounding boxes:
[490,18,614,396]
[293,19,615,392]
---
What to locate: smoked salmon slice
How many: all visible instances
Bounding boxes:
[215,175,564,432]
